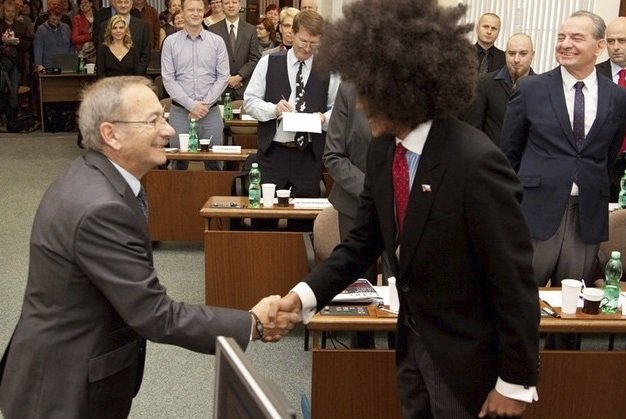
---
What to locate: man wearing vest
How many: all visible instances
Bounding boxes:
[244,10,339,230]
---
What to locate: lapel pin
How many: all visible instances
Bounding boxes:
[421,184,432,192]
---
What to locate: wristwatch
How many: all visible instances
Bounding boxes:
[249,310,264,340]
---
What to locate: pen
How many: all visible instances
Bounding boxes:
[540,299,561,318]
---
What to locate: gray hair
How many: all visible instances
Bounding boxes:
[570,10,606,40]
[78,76,152,151]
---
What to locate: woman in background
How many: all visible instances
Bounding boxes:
[203,0,223,27]
[71,0,95,63]
[264,3,280,43]
[96,15,140,78]
[159,9,183,47]
[255,17,275,53]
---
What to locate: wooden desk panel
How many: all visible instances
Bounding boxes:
[311,350,402,419]
[38,73,97,132]
[144,171,238,241]
[204,231,310,309]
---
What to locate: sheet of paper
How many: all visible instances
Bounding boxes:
[281,112,322,133]
[539,290,583,308]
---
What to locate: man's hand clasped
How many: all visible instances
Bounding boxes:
[250,293,302,342]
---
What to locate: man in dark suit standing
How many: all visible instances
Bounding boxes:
[0,77,295,418]
[269,1,540,417]
[474,12,505,74]
[502,11,626,291]
[465,33,535,146]
[96,0,150,75]
[597,16,626,201]
[208,0,260,100]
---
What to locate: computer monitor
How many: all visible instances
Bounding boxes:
[214,336,297,419]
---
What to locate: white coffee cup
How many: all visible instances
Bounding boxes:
[561,279,582,314]
[261,183,276,207]
[85,63,95,74]
[387,276,400,312]
[179,134,189,152]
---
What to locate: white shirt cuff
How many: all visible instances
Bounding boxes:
[495,377,538,403]
[291,282,317,324]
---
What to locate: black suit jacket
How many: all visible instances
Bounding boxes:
[475,43,506,73]
[208,19,260,99]
[92,7,141,51]
[303,118,539,414]
[501,67,626,243]
[465,68,535,146]
[596,58,613,80]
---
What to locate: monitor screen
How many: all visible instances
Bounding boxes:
[213,336,297,419]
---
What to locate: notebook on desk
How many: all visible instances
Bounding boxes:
[52,53,78,73]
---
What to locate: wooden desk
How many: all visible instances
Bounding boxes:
[225,118,258,149]
[200,196,324,308]
[143,151,254,242]
[38,73,97,132]
[308,300,626,419]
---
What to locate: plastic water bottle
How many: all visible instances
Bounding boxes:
[188,118,198,152]
[602,251,622,313]
[223,93,233,121]
[77,51,86,74]
[248,163,261,208]
[618,170,626,209]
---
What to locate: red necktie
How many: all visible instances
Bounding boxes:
[618,69,626,154]
[393,143,409,236]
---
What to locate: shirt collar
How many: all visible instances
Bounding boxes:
[182,27,206,40]
[226,17,239,31]
[109,159,141,196]
[395,120,433,155]
[560,65,597,91]
[610,60,626,79]
[287,48,313,68]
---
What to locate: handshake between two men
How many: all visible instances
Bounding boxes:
[250,293,303,342]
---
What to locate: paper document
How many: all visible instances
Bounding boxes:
[331,279,382,304]
[281,112,322,133]
[539,290,583,308]
[292,198,332,209]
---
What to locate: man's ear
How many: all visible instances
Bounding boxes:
[100,122,123,151]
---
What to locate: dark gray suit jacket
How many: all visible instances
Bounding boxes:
[208,19,260,99]
[501,66,626,244]
[323,82,371,221]
[303,118,539,415]
[0,151,250,418]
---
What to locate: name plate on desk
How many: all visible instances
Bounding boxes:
[212,145,242,153]
[292,198,332,209]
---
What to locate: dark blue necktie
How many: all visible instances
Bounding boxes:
[137,188,149,220]
[573,81,585,149]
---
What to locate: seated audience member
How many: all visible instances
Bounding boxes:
[97,14,141,77]
[35,0,72,31]
[34,11,72,72]
[264,3,280,43]
[133,0,160,50]
[263,6,298,56]
[1,0,33,118]
[464,33,535,146]
[203,0,223,27]
[474,12,505,73]
[71,0,96,63]
[159,9,183,47]
[159,0,182,46]
[256,16,276,52]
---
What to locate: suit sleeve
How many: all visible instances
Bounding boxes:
[74,200,251,353]
[137,23,150,75]
[463,76,488,132]
[323,83,366,201]
[236,27,261,82]
[464,147,539,386]
[500,81,530,172]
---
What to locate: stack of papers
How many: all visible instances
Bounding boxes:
[331,279,382,304]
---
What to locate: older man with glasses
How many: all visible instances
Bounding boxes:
[244,10,339,231]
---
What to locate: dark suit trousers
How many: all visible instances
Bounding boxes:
[397,329,474,418]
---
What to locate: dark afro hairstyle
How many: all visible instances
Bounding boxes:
[316,0,477,128]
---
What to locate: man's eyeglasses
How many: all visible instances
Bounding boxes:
[111,116,167,130]
[295,37,320,49]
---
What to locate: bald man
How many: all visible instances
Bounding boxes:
[300,0,318,12]
[465,33,535,145]
[474,13,505,73]
[597,16,626,201]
